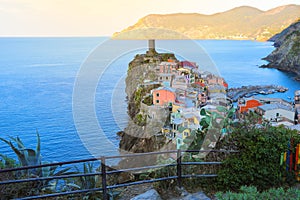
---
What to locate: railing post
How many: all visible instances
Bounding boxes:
[177,149,182,188]
[101,156,108,200]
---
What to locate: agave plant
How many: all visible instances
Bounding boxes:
[0,132,76,195]
[41,164,76,193]
[0,131,41,167]
[73,162,102,200]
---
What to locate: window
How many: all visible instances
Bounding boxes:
[156,93,160,97]
[184,131,189,137]
[156,100,159,104]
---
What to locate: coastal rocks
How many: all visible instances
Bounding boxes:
[129,187,211,200]
[227,85,288,102]
[261,21,300,79]
[119,129,159,153]
[269,20,300,47]
[180,192,211,200]
[160,187,212,200]
[130,189,162,200]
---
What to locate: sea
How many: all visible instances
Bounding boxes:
[0,37,300,163]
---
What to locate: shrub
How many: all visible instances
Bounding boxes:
[134,113,147,126]
[217,124,300,191]
[215,186,300,200]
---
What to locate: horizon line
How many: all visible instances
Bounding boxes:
[0,35,111,38]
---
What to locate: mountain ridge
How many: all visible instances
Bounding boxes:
[113,4,300,40]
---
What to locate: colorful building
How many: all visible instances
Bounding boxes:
[207,74,225,85]
[180,61,198,69]
[152,87,176,106]
[198,92,208,106]
[256,103,295,123]
[158,61,178,74]
[172,75,188,90]
[157,73,173,83]
[238,98,263,113]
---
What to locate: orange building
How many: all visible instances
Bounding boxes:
[238,99,262,113]
[153,87,176,106]
[223,81,228,89]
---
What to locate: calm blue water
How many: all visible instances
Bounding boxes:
[0,38,299,162]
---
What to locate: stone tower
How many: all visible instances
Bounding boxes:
[149,39,155,51]
[147,39,157,56]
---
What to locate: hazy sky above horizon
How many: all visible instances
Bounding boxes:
[1,0,299,36]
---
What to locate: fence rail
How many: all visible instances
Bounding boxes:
[0,149,238,200]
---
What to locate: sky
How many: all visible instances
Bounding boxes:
[0,0,299,36]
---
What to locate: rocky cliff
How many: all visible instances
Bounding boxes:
[113,5,300,41]
[118,51,177,153]
[262,20,300,80]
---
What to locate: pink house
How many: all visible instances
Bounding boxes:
[207,74,225,85]
[180,61,198,69]
[153,87,176,106]
[158,62,178,74]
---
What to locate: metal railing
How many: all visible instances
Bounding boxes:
[0,149,237,200]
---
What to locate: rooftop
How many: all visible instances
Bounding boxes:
[160,61,178,66]
[258,103,294,112]
[154,86,176,93]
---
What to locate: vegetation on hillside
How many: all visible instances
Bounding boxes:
[217,123,300,191]
[262,21,300,79]
[216,186,300,200]
[113,5,300,40]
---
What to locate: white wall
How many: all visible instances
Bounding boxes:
[263,108,295,122]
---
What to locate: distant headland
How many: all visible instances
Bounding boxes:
[112,4,300,41]
[261,20,300,80]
